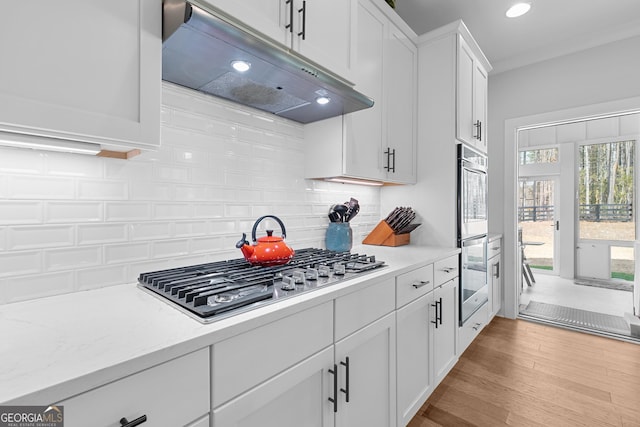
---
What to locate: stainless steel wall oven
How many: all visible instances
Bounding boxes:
[458,144,488,325]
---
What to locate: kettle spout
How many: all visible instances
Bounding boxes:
[235,233,254,257]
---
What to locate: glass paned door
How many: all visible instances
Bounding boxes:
[518,178,558,274]
[577,140,635,281]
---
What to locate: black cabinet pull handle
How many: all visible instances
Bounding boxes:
[412,280,430,289]
[391,148,396,172]
[431,301,439,328]
[479,121,482,141]
[328,364,338,413]
[438,297,443,325]
[496,261,500,279]
[285,0,293,33]
[120,415,147,427]
[340,357,350,402]
[297,1,306,39]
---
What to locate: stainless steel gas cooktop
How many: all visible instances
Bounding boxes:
[138,248,385,323]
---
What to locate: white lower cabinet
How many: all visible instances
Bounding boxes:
[395,262,459,427]
[213,346,335,427]
[334,312,396,427]
[396,293,433,427]
[432,278,458,384]
[57,348,210,427]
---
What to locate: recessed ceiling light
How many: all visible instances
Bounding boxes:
[231,60,251,72]
[316,96,330,105]
[506,2,531,18]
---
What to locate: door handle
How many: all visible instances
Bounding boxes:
[328,364,338,413]
[285,0,293,33]
[340,357,350,402]
[297,0,306,40]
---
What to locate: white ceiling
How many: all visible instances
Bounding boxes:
[394,0,640,74]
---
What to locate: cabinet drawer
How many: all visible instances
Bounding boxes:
[434,255,459,286]
[488,238,501,256]
[459,302,488,353]
[335,277,395,341]
[396,264,434,308]
[213,301,333,407]
[58,348,210,427]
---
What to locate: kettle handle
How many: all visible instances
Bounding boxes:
[251,215,287,242]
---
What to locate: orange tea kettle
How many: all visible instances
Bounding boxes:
[236,215,295,266]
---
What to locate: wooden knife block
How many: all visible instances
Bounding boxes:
[362,220,411,247]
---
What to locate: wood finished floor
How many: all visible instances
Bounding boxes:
[408,317,640,427]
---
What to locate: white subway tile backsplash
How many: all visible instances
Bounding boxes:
[5,272,75,303]
[129,182,174,201]
[0,147,46,174]
[46,153,104,178]
[0,251,42,278]
[76,265,128,290]
[0,83,380,304]
[105,202,151,221]
[8,176,75,199]
[191,234,225,253]
[105,243,149,264]
[174,220,210,237]
[130,222,172,241]
[78,223,128,245]
[194,203,224,218]
[153,203,194,220]
[0,201,43,225]
[225,204,252,218]
[45,247,101,271]
[152,239,189,258]
[78,180,128,200]
[8,225,74,250]
[46,201,103,223]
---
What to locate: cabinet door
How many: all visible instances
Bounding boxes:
[293,0,355,82]
[396,293,433,426]
[335,312,396,427]
[214,347,335,427]
[473,62,488,153]
[342,0,386,181]
[205,0,288,45]
[456,35,474,146]
[384,24,417,184]
[432,278,458,385]
[0,0,161,151]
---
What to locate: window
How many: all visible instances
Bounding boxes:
[519,148,558,165]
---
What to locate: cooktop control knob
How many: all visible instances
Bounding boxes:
[305,268,319,281]
[318,265,331,277]
[334,263,345,276]
[292,271,306,285]
[281,276,296,291]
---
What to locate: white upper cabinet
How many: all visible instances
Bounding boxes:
[0,0,162,152]
[205,0,355,81]
[456,34,489,153]
[304,0,417,185]
[383,23,417,183]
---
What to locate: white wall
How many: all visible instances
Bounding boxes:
[488,35,640,318]
[0,83,381,304]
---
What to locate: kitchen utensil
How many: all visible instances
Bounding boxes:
[236,215,295,266]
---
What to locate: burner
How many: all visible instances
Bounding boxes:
[138,248,385,323]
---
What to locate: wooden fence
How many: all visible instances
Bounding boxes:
[518,203,633,222]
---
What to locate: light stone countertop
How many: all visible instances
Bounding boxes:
[0,244,459,405]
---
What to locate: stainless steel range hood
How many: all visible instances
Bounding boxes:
[162,1,374,124]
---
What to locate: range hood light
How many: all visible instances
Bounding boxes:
[325,177,384,186]
[506,2,531,18]
[316,96,330,105]
[0,132,101,155]
[231,60,251,72]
